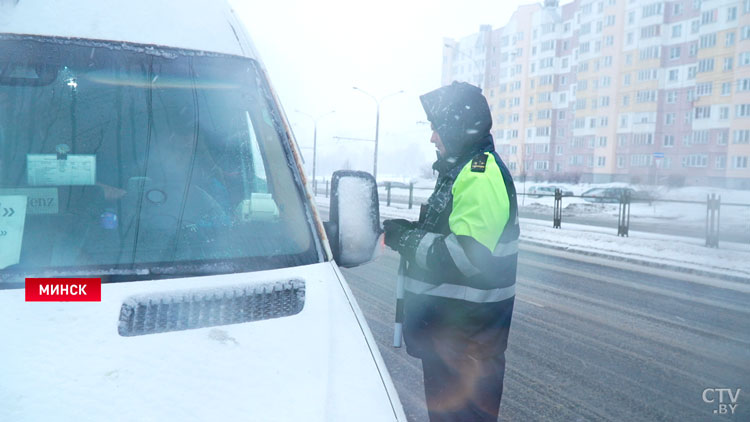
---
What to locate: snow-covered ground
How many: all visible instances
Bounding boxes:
[314,194,750,281]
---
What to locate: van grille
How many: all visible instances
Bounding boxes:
[117,280,305,336]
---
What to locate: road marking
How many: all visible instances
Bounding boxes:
[517,297,545,308]
[520,243,750,294]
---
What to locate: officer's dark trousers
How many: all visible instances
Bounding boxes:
[421,352,506,422]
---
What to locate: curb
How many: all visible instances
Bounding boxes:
[519,239,750,284]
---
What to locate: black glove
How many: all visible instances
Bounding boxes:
[382,219,415,250]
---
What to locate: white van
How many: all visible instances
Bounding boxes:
[0,1,405,420]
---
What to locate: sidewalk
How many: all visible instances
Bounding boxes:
[314,194,750,283]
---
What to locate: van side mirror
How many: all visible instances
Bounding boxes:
[324,170,382,267]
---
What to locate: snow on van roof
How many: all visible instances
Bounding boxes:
[0,0,258,59]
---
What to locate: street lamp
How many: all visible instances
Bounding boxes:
[295,109,335,192]
[352,87,404,181]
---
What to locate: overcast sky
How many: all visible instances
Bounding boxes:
[230,0,527,179]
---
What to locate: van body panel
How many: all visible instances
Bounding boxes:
[0,263,399,421]
[0,1,401,419]
[0,0,255,59]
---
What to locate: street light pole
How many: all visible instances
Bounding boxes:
[352,87,404,181]
[295,109,335,192]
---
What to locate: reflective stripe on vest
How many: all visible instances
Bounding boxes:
[492,239,519,257]
[444,233,481,277]
[404,276,515,303]
[415,232,440,269]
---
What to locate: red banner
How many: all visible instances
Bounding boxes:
[25,278,101,302]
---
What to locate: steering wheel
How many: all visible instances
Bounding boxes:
[125,181,229,261]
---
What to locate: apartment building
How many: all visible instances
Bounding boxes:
[442,0,750,188]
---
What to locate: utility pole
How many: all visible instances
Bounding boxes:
[352,87,404,181]
[295,109,335,192]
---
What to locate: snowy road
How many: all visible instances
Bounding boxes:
[341,248,750,422]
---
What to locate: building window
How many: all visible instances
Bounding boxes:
[636,90,658,103]
[734,130,750,144]
[641,24,661,39]
[732,156,748,168]
[728,6,738,21]
[682,154,708,167]
[726,32,736,47]
[664,135,675,147]
[718,130,729,145]
[631,154,654,167]
[722,82,732,95]
[716,156,726,169]
[702,9,717,25]
[736,104,750,117]
[720,107,729,119]
[697,58,715,73]
[633,133,654,145]
[534,161,549,171]
[665,113,675,125]
[597,156,606,167]
[669,47,681,60]
[639,46,660,60]
[696,82,713,96]
[693,130,710,144]
[672,24,682,38]
[699,33,717,48]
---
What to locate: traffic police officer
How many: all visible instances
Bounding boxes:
[383,81,519,422]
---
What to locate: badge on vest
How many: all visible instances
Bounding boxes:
[471,154,488,173]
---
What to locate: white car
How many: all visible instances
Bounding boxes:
[0,1,405,421]
[527,185,574,198]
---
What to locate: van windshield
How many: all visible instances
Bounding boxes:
[0,36,321,286]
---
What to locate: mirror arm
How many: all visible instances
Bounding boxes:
[323,221,339,262]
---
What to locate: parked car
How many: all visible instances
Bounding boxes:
[582,187,654,203]
[528,185,574,197]
[0,1,405,421]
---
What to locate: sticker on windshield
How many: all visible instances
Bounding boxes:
[27,154,96,186]
[0,195,27,270]
[0,188,58,214]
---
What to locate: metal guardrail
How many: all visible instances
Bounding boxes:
[336,181,749,249]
